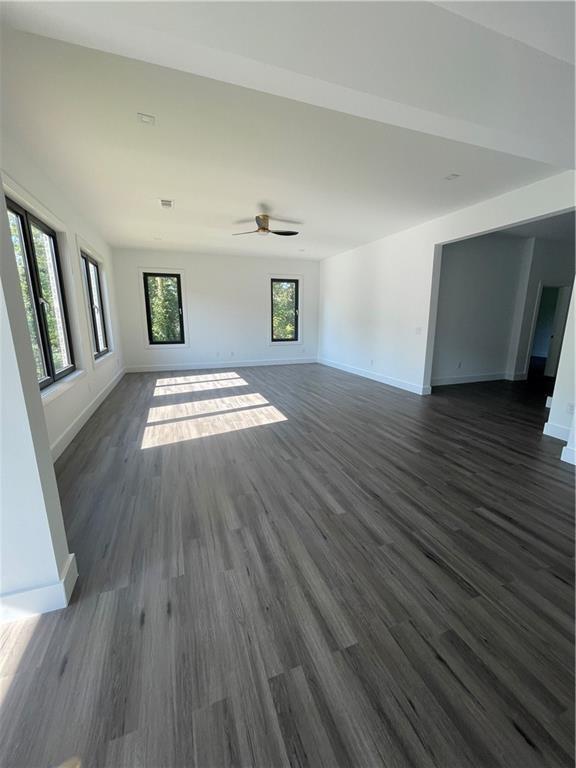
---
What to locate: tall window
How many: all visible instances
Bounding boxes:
[143,272,185,344]
[81,252,109,358]
[271,278,299,342]
[7,198,75,388]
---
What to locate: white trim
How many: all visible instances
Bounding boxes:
[41,368,87,404]
[431,372,506,386]
[50,367,126,459]
[318,358,429,395]
[94,350,115,367]
[422,244,443,392]
[0,554,78,623]
[125,358,317,373]
[560,445,576,465]
[543,421,570,442]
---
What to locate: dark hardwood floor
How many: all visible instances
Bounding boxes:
[1,364,574,768]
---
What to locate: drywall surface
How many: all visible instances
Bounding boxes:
[431,235,529,385]
[114,249,319,370]
[1,133,124,457]
[545,288,575,442]
[319,171,575,394]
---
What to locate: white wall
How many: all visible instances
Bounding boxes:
[319,171,575,395]
[1,132,124,458]
[431,234,531,385]
[545,289,575,442]
[114,249,319,371]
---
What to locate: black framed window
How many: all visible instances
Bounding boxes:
[143,272,185,344]
[81,252,109,358]
[7,198,75,388]
[271,278,299,342]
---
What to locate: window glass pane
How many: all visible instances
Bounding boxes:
[8,211,48,381]
[88,261,107,353]
[272,280,298,341]
[30,224,72,373]
[145,274,183,343]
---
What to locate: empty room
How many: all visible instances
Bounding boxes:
[1,3,575,767]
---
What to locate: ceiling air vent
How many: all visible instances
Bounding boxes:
[159,199,175,209]
[137,112,156,126]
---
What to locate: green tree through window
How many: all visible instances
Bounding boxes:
[6,198,75,387]
[144,273,184,344]
[8,211,47,381]
[31,224,71,373]
[271,279,299,341]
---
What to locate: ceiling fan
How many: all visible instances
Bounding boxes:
[233,212,300,237]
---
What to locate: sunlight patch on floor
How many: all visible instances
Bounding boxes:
[147,393,269,423]
[141,405,287,448]
[153,378,248,396]
[155,372,241,386]
[0,614,42,684]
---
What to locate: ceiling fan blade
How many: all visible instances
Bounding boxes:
[270,230,299,236]
[269,216,303,225]
[232,229,259,236]
[234,218,256,225]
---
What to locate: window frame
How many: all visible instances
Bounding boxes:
[81,251,110,359]
[142,271,185,345]
[270,277,300,343]
[6,197,76,389]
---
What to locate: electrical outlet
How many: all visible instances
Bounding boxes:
[568,402,575,416]
[370,359,374,367]
[230,351,234,358]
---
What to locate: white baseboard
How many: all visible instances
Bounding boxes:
[51,368,126,460]
[431,372,506,386]
[318,358,428,395]
[546,396,553,409]
[125,358,318,373]
[561,444,576,465]
[0,553,78,623]
[543,421,570,442]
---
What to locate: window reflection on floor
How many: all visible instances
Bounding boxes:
[142,374,287,448]
[153,377,249,396]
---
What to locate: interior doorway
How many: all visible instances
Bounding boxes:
[528,285,572,382]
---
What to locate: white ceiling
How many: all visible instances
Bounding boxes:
[3,2,574,168]
[1,4,574,260]
[437,1,575,64]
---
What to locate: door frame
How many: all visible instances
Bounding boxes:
[526,281,573,378]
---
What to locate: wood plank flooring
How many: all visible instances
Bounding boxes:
[1,364,574,768]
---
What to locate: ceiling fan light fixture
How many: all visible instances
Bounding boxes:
[232,209,299,237]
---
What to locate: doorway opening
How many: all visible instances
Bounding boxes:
[527,285,572,391]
